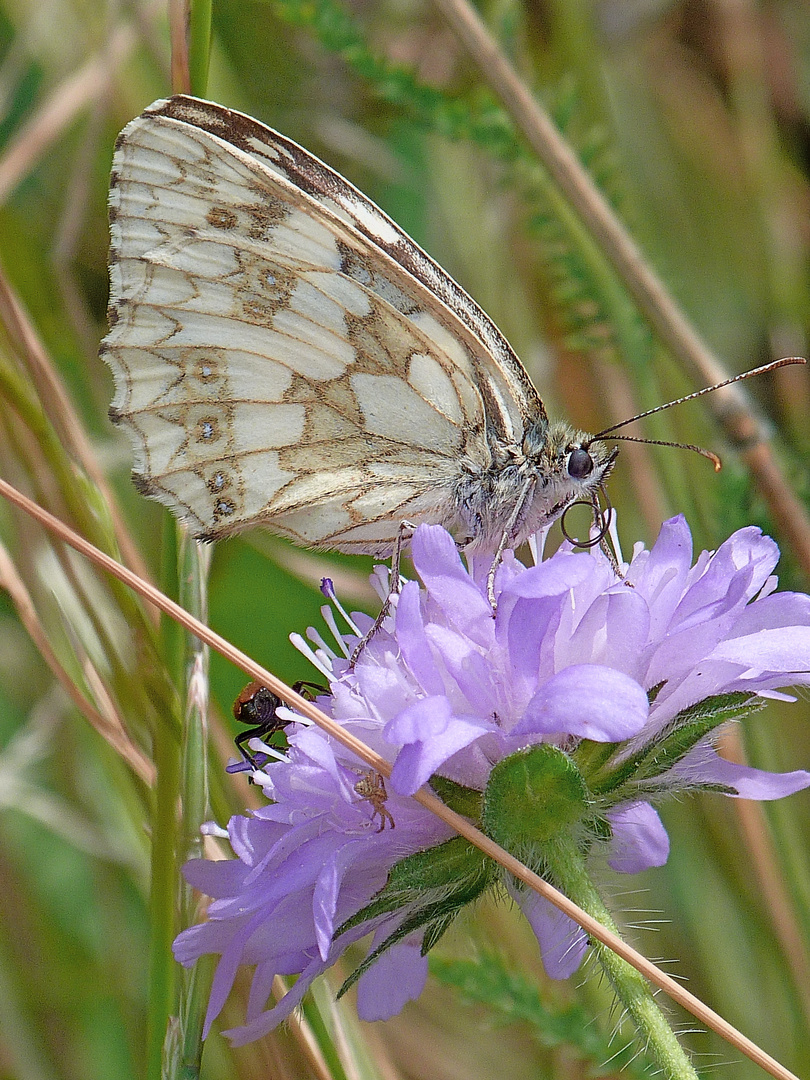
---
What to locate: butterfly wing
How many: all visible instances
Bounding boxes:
[103,96,542,551]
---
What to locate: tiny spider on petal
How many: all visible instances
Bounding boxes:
[354,770,395,832]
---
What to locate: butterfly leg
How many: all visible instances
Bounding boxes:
[350,520,415,665]
[486,478,536,609]
[560,490,626,580]
[592,490,627,580]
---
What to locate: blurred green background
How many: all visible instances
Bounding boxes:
[0,1,809,1078]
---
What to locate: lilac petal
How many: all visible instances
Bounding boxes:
[626,516,693,627]
[180,856,249,898]
[647,514,692,567]
[643,658,746,729]
[504,597,562,691]
[246,960,278,1021]
[514,665,648,741]
[502,552,594,599]
[673,742,810,798]
[718,527,780,592]
[224,952,330,1045]
[513,886,588,979]
[228,812,292,867]
[673,527,777,626]
[287,727,343,782]
[411,525,495,646]
[387,696,492,794]
[395,580,445,696]
[173,918,235,968]
[356,936,429,1021]
[312,840,365,959]
[607,802,670,872]
[564,589,650,677]
[424,623,500,714]
[733,591,810,635]
[351,660,417,722]
[711,627,810,675]
[224,919,377,1044]
[203,922,256,1034]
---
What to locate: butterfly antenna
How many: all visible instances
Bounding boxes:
[595,357,806,440]
[606,433,722,471]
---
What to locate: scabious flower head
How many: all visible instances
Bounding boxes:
[174,516,810,1044]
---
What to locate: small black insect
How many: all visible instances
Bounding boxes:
[230,679,326,773]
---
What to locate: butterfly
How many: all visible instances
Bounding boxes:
[101,95,619,584]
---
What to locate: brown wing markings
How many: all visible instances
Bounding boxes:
[108,252,484,448]
[144,96,545,424]
[103,99,511,544]
[118,106,531,430]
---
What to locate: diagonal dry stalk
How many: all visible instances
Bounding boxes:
[431,0,810,577]
[0,268,155,594]
[0,539,153,783]
[0,22,136,206]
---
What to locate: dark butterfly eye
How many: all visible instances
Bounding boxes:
[567,447,593,479]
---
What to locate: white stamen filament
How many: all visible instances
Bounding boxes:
[290,632,334,680]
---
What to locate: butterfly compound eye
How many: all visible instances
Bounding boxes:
[567,447,593,480]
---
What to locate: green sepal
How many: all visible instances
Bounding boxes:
[335,836,496,940]
[483,745,589,849]
[429,775,484,820]
[420,911,457,954]
[587,691,762,798]
[585,815,612,844]
[335,837,496,997]
[337,901,461,999]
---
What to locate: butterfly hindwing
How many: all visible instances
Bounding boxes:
[104,96,622,561]
[104,98,517,549]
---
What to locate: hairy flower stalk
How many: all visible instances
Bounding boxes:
[175,517,810,1068]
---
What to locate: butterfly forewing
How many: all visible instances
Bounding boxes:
[143,96,546,435]
[103,95,616,558]
[103,98,520,549]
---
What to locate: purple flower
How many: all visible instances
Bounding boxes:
[174,516,810,1040]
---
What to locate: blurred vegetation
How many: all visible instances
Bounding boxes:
[0,1,808,1078]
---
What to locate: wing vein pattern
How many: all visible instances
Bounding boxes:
[103,96,541,551]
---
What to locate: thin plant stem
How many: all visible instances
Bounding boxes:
[175,532,212,1077]
[545,839,698,1079]
[147,712,181,1080]
[0,22,135,205]
[188,0,212,98]
[0,266,157,603]
[169,0,191,94]
[0,540,154,783]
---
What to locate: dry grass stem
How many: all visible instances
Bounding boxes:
[0,267,157,601]
[719,727,810,1026]
[169,0,192,94]
[0,540,153,783]
[0,22,135,205]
